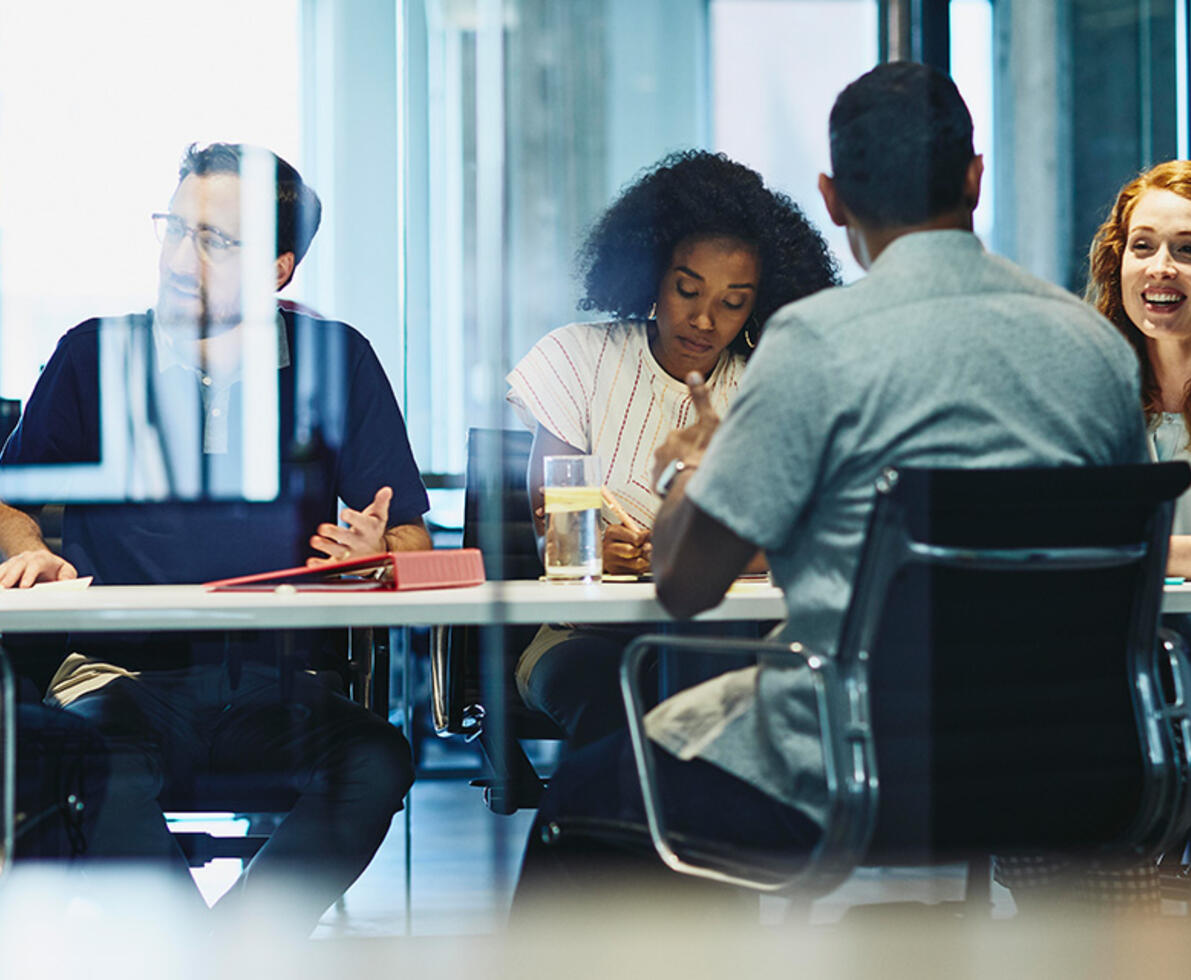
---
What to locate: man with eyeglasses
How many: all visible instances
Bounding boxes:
[0,143,431,933]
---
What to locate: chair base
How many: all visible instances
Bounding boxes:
[173,831,267,868]
[472,728,549,814]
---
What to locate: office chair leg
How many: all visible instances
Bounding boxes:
[475,729,546,815]
[965,855,993,916]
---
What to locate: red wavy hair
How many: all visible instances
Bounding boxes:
[1086,160,1191,426]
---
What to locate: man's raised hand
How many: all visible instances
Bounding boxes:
[307,486,393,566]
[652,371,722,485]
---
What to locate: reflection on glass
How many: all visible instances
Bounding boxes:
[712,0,879,284]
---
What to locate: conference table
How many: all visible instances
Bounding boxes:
[0,577,785,719]
[0,578,787,632]
[4,579,1190,923]
[0,578,785,917]
[0,574,1188,629]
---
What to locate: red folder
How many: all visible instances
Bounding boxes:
[204,549,486,592]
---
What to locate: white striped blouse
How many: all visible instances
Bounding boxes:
[506,320,747,529]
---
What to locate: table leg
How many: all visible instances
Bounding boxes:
[397,626,413,935]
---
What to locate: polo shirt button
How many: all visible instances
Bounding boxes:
[211,408,222,418]
[201,376,212,386]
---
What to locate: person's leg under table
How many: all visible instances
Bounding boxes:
[55,672,208,905]
[517,626,657,750]
[207,663,413,934]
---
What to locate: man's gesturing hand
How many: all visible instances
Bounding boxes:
[307,486,393,566]
[652,371,721,486]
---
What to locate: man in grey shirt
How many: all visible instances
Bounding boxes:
[514,62,1146,902]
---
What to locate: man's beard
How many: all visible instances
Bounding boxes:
[155,286,241,338]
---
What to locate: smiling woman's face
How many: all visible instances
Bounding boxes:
[650,235,760,380]
[1121,188,1191,352]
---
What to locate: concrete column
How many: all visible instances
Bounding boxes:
[992,0,1073,286]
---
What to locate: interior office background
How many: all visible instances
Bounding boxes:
[1,0,1184,495]
[0,0,1184,937]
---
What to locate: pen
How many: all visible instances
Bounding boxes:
[601,487,646,533]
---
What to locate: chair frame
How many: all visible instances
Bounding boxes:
[621,464,1191,897]
[429,427,560,814]
[0,644,13,874]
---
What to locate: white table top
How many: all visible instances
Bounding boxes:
[0,579,787,633]
[1162,581,1191,615]
[0,579,1187,633]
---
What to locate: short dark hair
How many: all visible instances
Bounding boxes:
[579,150,839,356]
[829,62,975,228]
[178,142,322,265]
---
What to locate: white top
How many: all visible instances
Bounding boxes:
[506,320,747,527]
[1148,413,1191,535]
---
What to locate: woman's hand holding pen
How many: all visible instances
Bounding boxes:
[602,487,651,575]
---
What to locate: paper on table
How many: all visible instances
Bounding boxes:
[30,576,93,591]
[726,574,773,593]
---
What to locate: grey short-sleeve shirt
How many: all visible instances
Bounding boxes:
[645,230,1148,824]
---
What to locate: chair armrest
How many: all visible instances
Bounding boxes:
[1150,627,1191,852]
[620,633,874,895]
[1158,628,1191,722]
[1,644,13,874]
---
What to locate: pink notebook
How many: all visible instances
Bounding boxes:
[204,549,486,592]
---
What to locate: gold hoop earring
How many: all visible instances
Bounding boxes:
[744,316,759,349]
[647,302,657,321]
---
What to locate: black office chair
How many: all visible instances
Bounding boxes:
[429,427,564,814]
[612,463,1191,906]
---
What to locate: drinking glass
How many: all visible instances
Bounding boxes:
[542,454,602,582]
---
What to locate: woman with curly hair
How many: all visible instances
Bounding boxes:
[1087,160,1191,573]
[505,150,839,747]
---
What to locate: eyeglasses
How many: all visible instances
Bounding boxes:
[151,212,242,262]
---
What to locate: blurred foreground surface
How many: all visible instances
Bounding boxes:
[3,865,1190,980]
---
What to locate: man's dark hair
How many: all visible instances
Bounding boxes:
[178,142,322,265]
[829,62,975,228]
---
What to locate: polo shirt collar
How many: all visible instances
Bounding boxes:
[869,228,984,272]
[150,308,292,385]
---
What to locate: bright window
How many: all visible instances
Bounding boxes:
[712,0,879,283]
[0,0,301,402]
[713,0,996,277]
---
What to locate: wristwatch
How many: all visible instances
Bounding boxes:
[654,458,695,498]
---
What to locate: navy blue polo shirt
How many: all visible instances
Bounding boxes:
[2,308,428,585]
[1,309,428,671]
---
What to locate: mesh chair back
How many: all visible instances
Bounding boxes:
[843,463,1191,862]
[435,428,556,737]
[463,428,539,580]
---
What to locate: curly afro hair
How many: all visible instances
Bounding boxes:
[578,150,839,356]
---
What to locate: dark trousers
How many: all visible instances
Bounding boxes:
[57,662,412,934]
[513,730,821,917]
[518,621,766,750]
[518,627,648,749]
[14,702,109,860]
